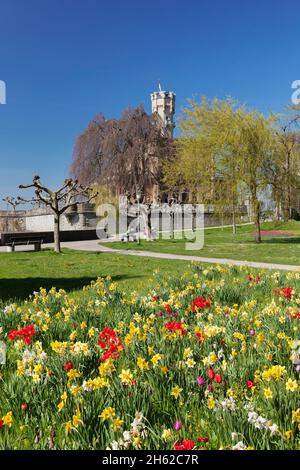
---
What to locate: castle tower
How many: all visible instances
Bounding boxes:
[151,85,176,137]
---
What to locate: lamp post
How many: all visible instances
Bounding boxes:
[136,190,142,245]
[168,197,176,240]
[5,200,9,232]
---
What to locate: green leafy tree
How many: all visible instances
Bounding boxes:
[164,97,276,242]
[235,110,276,242]
[270,113,300,221]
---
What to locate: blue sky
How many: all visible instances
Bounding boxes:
[0,0,299,203]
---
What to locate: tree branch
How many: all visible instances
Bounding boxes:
[59,191,98,215]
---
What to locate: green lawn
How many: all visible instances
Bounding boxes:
[108,221,300,265]
[0,249,190,303]
[1,221,299,304]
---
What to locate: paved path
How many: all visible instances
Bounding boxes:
[58,240,300,271]
[1,238,298,271]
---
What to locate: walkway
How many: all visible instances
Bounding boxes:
[58,240,299,271]
[0,238,298,271]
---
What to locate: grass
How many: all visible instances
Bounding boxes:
[0,248,190,303]
[108,221,300,266]
[0,227,299,449]
[1,220,299,304]
[0,264,299,449]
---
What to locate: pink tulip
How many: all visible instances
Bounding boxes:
[174,420,182,431]
[197,376,205,385]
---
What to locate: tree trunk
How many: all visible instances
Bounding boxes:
[283,150,291,222]
[283,182,290,222]
[276,195,281,221]
[54,214,61,253]
[232,209,236,235]
[170,210,174,239]
[253,198,261,243]
[232,194,237,235]
[142,207,152,241]
[147,211,152,240]
[192,207,196,232]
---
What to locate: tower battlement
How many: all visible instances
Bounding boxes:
[151,89,176,137]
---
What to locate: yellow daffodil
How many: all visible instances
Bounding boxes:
[57,401,65,412]
[137,356,149,371]
[286,378,298,392]
[72,408,82,428]
[263,387,273,399]
[151,353,162,367]
[99,407,116,422]
[67,368,81,381]
[171,385,183,399]
[2,411,13,428]
[119,369,134,385]
[162,429,172,441]
[292,409,300,424]
[207,396,216,410]
[112,417,124,431]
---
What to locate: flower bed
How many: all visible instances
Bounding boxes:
[0,265,299,450]
[259,231,295,237]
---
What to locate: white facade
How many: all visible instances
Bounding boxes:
[25,212,97,232]
[151,90,176,136]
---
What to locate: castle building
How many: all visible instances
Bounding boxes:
[140,87,176,203]
[151,88,176,138]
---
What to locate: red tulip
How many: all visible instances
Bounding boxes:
[214,373,222,384]
[21,403,28,411]
[192,296,211,312]
[207,368,215,379]
[246,380,256,390]
[23,336,32,344]
[174,439,195,450]
[254,275,261,284]
[197,436,209,443]
[8,324,36,343]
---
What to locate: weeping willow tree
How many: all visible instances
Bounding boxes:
[163,97,277,242]
[163,98,244,234]
[269,112,300,221]
[236,110,277,242]
[70,107,173,202]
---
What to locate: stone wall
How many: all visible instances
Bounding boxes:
[0,211,25,232]
[25,212,97,232]
[0,205,98,233]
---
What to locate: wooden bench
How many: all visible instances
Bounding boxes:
[5,236,43,252]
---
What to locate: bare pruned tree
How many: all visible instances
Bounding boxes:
[18,175,98,253]
[2,196,23,212]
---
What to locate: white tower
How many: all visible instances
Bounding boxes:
[151,85,176,137]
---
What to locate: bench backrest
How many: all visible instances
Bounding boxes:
[10,236,43,242]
